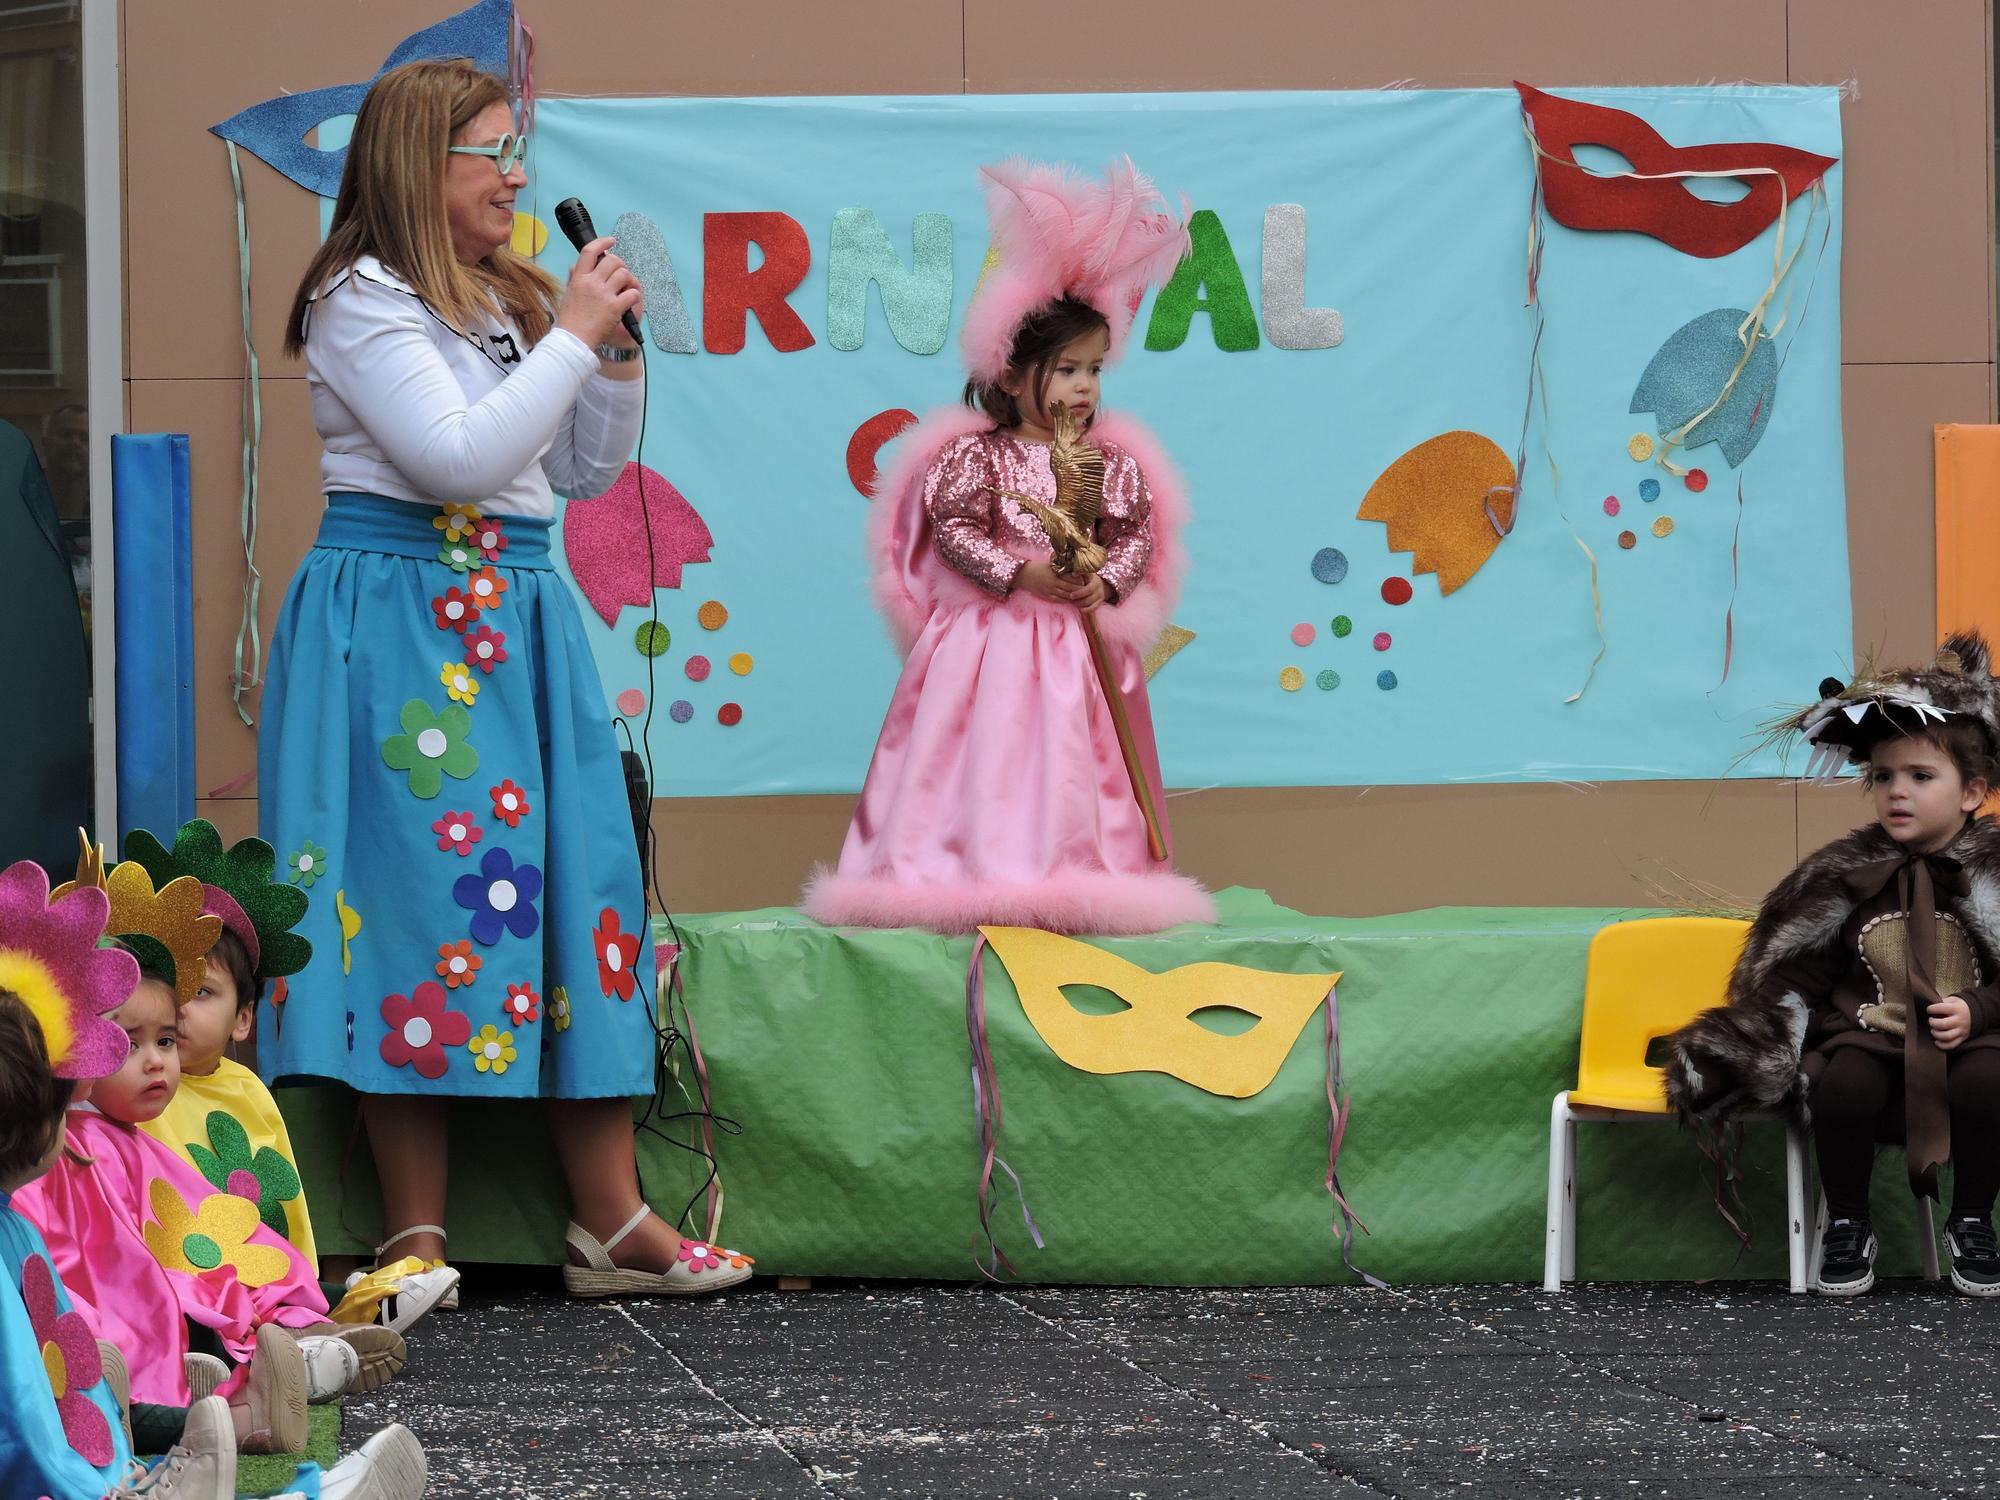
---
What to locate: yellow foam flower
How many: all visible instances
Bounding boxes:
[468,1023,516,1075]
[438,661,481,708]
[143,1178,290,1289]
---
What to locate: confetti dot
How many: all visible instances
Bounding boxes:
[1380,577,1413,606]
[1329,615,1353,639]
[1316,669,1341,691]
[697,600,729,630]
[1628,433,1654,461]
[616,689,645,716]
[1684,468,1709,493]
[1602,496,1620,517]
[1639,478,1661,503]
[1290,623,1316,647]
[685,656,711,682]
[1617,530,1637,550]
[669,700,693,723]
[1310,547,1349,584]
[718,702,744,726]
[728,652,754,676]
[1279,666,1305,692]
[1377,670,1399,691]
[1652,515,1676,539]
[1372,632,1392,651]
[634,622,671,657]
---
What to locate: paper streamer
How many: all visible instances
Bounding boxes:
[1260,205,1344,351]
[827,208,953,354]
[225,143,264,728]
[610,211,697,355]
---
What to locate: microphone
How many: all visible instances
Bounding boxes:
[553,196,643,346]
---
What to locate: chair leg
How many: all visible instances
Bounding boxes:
[1560,1109,1578,1282]
[1919,1195,1940,1281]
[1544,1093,1573,1292]
[1784,1122,1810,1294]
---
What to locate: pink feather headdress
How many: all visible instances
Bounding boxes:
[960,156,1191,386]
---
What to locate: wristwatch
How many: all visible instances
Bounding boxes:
[595,343,641,363]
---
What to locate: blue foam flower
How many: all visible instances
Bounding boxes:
[453,845,542,947]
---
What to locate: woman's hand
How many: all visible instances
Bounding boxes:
[1931,994,1973,1050]
[553,236,645,350]
[1014,561,1096,605]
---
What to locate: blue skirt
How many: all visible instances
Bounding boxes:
[258,494,656,1099]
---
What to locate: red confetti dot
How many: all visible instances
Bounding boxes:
[1372,632,1392,651]
[1684,468,1709,492]
[1290,622,1316,647]
[717,702,743,726]
[1380,577,1413,606]
[1617,530,1637,550]
[1602,496,1620,517]
[685,656,711,682]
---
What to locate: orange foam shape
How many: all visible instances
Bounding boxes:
[1356,431,1517,596]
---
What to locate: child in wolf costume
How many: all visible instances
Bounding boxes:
[802,158,1215,936]
[1662,631,2000,1297]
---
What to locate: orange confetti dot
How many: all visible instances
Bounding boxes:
[697,601,729,630]
[1279,666,1304,692]
[1652,515,1675,539]
[1617,530,1637,550]
[728,652,753,676]
[1627,433,1654,461]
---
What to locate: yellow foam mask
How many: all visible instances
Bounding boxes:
[979,927,1338,1098]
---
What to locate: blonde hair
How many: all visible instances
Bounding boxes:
[285,59,557,355]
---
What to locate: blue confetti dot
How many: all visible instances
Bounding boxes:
[1639,478,1661,503]
[1377,670,1399,691]
[1316,669,1341,691]
[1311,547,1349,585]
[669,699,694,723]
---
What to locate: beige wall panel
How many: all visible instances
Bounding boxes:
[194,797,259,846]
[126,376,322,801]
[965,0,1786,91]
[1797,777,1872,857]
[1789,0,1994,366]
[1841,362,1991,668]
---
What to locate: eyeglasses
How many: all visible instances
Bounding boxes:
[448,132,529,174]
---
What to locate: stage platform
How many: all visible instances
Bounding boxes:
[281,889,1940,1285]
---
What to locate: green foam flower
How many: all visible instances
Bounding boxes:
[122,819,312,980]
[380,700,478,801]
[187,1111,301,1239]
[286,843,327,888]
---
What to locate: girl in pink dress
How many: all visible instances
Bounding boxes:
[804,159,1215,936]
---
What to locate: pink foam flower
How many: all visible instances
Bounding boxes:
[0,860,136,1079]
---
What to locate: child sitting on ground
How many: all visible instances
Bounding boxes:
[1665,631,2000,1297]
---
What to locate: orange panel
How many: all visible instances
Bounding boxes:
[1935,424,2000,644]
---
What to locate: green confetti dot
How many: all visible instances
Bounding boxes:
[1330,615,1352,638]
[183,1233,223,1270]
[634,622,672,657]
[1316,670,1341,691]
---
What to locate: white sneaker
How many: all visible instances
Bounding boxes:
[183,1351,230,1403]
[310,1423,428,1500]
[296,1334,361,1404]
[343,1264,461,1335]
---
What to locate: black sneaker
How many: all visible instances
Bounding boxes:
[1815,1217,1877,1296]
[1945,1216,2000,1297]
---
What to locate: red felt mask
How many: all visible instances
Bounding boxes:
[1516,83,1837,259]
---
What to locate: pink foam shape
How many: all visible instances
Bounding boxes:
[562,463,715,627]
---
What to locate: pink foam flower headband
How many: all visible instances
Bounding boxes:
[0,859,138,1080]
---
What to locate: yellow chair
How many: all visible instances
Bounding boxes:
[1543,916,1812,1292]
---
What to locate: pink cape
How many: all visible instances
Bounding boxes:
[803,408,1214,935]
[12,1111,328,1405]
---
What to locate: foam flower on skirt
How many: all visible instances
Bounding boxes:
[465,566,508,612]
[435,939,481,989]
[471,517,509,562]
[431,810,483,856]
[489,779,530,827]
[144,1178,290,1288]
[380,980,472,1079]
[187,1110,302,1238]
[380,701,478,800]
[467,1022,517,1076]
[436,537,477,572]
[432,502,482,541]
[438,660,481,708]
[21,1252,115,1465]
[430,586,483,634]
[503,982,540,1025]
[463,625,508,676]
[549,985,572,1032]
[286,842,327,889]
[593,908,642,1001]
[454,847,543,946]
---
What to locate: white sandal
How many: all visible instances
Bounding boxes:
[563,1203,755,1299]
[376,1224,458,1311]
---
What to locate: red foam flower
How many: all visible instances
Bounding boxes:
[380,981,473,1079]
[435,939,481,989]
[463,625,508,675]
[473,517,509,562]
[431,811,483,856]
[490,779,530,828]
[593,907,642,1001]
[503,982,540,1025]
[431,586,482,634]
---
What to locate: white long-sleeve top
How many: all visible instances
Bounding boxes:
[301,254,643,518]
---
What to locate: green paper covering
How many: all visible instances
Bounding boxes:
[282,890,1941,1284]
